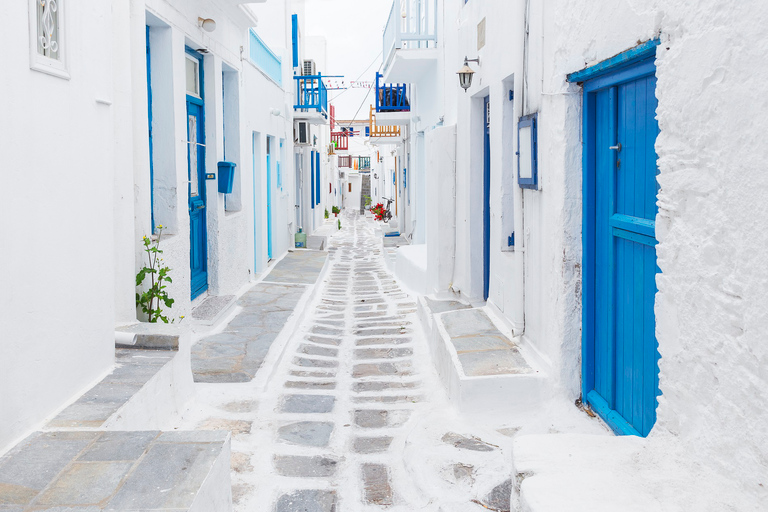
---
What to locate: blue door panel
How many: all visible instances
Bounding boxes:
[188,100,208,299]
[186,48,207,300]
[585,57,660,437]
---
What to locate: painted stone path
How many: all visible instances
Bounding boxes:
[184,215,515,511]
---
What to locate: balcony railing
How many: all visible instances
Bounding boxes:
[331,131,349,151]
[375,72,410,113]
[367,106,401,138]
[338,155,352,168]
[358,156,371,170]
[383,0,438,67]
[294,74,328,116]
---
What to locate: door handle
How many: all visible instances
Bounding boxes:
[195,205,205,210]
[609,143,622,151]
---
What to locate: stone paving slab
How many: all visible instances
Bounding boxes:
[0,430,229,511]
[425,297,472,314]
[192,283,307,383]
[263,250,328,285]
[437,308,533,377]
[274,489,337,512]
[48,349,175,428]
[191,294,235,322]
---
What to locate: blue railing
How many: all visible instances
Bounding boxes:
[382,0,438,69]
[294,74,328,116]
[375,72,410,113]
[249,29,282,86]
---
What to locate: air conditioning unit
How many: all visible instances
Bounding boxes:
[302,59,317,76]
[295,121,310,145]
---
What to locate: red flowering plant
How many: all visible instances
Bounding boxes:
[370,203,386,221]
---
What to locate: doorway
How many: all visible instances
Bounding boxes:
[185,47,207,300]
[582,55,661,437]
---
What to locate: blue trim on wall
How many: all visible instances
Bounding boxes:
[291,14,299,68]
[249,29,282,86]
[567,39,660,83]
[146,26,155,233]
[517,113,538,190]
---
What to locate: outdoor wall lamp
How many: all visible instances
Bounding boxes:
[198,17,217,32]
[458,57,480,92]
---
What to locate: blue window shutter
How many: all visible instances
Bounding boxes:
[310,150,315,208]
[292,15,299,68]
[315,152,321,205]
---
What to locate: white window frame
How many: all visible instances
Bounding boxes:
[28,0,69,79]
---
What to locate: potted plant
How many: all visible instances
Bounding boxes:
[332,206,340,217]
[324,208,329,219]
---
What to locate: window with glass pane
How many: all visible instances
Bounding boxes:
[186,57,200,96]
[37,0,60,60]
[188,115,199,197]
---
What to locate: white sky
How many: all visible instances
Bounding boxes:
[303,0,393,124]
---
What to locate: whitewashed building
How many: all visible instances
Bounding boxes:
[375,0,768,507]
[0,0,330,456]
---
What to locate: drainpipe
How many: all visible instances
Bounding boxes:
[511,0,533,337]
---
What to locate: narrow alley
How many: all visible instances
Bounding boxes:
[3,0,767,510]
[182,214,520,511]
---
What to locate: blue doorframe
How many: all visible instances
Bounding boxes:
[146,26,155,233]
[253,133,259,272]
[186,47,208,300]
[266,137,273,260]
[482,96,491,301]
[577,45,661,437]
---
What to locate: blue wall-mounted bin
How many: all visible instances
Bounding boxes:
[217,161,236,194]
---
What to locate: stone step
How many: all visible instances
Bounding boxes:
[47,344,193,431]
[0,430,232,511]
[419,298,547,417]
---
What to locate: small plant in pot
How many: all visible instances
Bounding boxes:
[324,208,329,219]
[332,206,340,217]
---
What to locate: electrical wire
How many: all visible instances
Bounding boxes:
[329,51,383,103]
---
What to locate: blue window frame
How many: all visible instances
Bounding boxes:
[517,113,538,190]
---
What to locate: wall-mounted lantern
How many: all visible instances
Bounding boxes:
[198,18,217,32]
[457,57,480,92]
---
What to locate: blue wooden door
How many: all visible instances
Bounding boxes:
[186,50,207,299]
[483,96,491,300]
[266,138,273,260]
[584,58,660,437]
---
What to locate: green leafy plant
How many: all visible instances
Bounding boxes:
[337,219,341,230]
[332,206,340,214]
[364,195,372,208]
[136,226,176,323]
[324,208,329,219]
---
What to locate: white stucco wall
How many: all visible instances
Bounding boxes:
[410,0,768,499]
[0,0,116,452]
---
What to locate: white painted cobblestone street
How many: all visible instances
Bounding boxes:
[180,214,518,511]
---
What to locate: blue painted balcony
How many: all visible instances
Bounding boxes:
[375,72,410,113]
[294,74,328,124]
[382,0,438,83]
